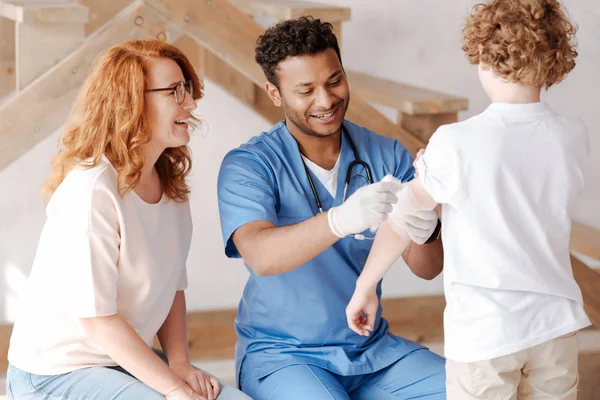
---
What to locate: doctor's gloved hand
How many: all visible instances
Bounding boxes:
[346,285,379,336]
[328,180,403,238]
[386,177,438,244]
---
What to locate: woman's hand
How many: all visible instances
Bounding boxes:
[170,362,221,400]
[165,382,206,400]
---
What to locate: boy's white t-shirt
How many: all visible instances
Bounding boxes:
[415,102,591,363]
[8,157,192,375]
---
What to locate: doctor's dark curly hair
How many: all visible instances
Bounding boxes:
[462,0,578,88]
[255,16,342,88]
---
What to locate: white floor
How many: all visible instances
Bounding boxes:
[1,330,598,398]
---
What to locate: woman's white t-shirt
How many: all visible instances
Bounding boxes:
[415,102,591,363]
[8,157,192,375]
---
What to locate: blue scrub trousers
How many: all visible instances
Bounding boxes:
[240,348,446,399]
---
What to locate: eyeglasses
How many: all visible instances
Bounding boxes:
[146,80,194,105]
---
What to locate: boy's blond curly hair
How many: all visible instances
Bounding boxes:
[462,0,577,88]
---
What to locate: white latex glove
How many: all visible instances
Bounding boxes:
[386,176,438,244]
[328,180,403,238]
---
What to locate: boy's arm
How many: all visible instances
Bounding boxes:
[346,221,410,336]
[356,221,410,292]
[350,176,436,294]
[346,177,441,336]
[399,179,442,280]
[410,175,437,209]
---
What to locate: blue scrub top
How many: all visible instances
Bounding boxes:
[217,120,424,383]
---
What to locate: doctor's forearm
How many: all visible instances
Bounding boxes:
[402,238,444,280]
[233,212,339,276]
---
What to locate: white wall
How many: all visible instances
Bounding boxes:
[1,0,598,321]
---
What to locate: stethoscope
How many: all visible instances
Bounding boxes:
[300,126,375,240]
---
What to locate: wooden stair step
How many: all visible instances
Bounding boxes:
[228,0,351,23]
[571,221,600,261]
[571,255,600,327]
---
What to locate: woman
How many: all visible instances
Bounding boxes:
[6,40,250,400]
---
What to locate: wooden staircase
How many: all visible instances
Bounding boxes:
[0,0,470,171]
[0,0,599,396]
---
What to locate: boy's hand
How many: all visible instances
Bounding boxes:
[346,287,379,336]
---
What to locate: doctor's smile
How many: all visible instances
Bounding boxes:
[309,101,343,124]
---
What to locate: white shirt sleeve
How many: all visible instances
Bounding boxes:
[54,178,121,318]
[177,266,188,291]
[415,126,465,205]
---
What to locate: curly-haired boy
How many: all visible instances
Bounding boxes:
[347,1,590,398]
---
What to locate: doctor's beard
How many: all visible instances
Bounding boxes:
[282,95,349,139]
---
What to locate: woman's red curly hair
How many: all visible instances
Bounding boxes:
[462,0,578,88]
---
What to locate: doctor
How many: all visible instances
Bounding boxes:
[217,17,445,399]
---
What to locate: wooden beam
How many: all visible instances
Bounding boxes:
[349,89,424,156]
[197,44,257,107]
[346,70,469,116]
[571,221,600,261]
[76,0,133,36]
[16,20,87,90]
[0,17,15,98]
[228,0,351,23]
[397,111,458,143]
[572,255,600,327]
[174,34,282,123]
[145,0,265,85]
[0,1,184,172]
